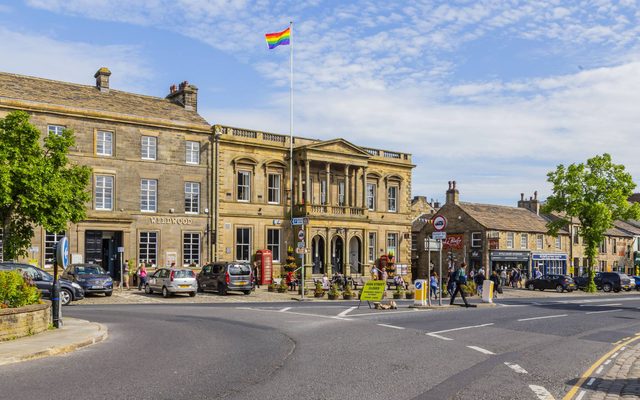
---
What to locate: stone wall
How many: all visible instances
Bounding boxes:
[0,303,51,341]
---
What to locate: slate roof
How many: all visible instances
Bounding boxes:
[608,222,637,237]
[412,213,435,232]
[0,72,210,128]
[458,202,559,233]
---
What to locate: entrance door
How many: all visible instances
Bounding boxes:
[349,236,361,274]
[85,230,123,279]
[332,236,344,274]
[312,236,325,275]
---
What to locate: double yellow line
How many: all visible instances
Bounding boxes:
[563,332,640,400]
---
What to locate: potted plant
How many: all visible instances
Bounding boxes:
[277,279,288,293]
[314,281,325,298]
[393,285,403,299]
[405,288,415,299]
[267,283,276,292]
[343,284,354,300]
[327,284,340,300]
[283,246,297,272]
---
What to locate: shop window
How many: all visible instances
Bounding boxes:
[140,179,157,212]
[95,175,113,211]
[520,233,528,249]
[267,174,281,204]
[267,229,280,262]
[139,232,157,264]
[236,228,251,261]
[506,232,514,249]
[368,232,376,262]
[96,130,113,156]
[141,136,157,160]
[48,125,65,136]
[186,141,200,164]
[183,233,200,266]
[471,232,482,248]
[184,182,200,214]
[237,171,251,202]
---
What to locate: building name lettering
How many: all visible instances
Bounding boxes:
[150,217,193,225]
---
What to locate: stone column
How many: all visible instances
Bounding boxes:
[305,160,311,204]
[325,227,332,276]
[353,168,359,208]
[344,165,350,207]
[297,161,303,204]
[325,163,331,206]
[344,230,350,275]
[362,167,368,209]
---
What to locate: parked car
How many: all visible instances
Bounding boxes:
[575,272,632,292]
[525,274,576,292]
[145,268,197,298]
[62,264,113,297]
[0,262,84,305]
[197,262,253,295]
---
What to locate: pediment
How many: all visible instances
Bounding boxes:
[300,138,371,158]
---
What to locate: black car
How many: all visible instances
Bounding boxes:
[525,274,576,293]
[575,272,632,292]
[197,261,253,295]
[62,264,113,297]
[0,262,84,305]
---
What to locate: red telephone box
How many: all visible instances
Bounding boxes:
[255,249,273,285]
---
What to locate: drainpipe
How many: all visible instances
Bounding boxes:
[213,128,221,261]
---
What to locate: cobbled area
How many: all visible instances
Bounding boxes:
[584,342,640,400]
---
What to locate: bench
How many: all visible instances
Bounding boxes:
[386,278,408,291]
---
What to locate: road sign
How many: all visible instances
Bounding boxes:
[292,217,309,226]
[117,246,125,253]
[360,280,386,301]
[433,215,447,231]
[431,231,447,240]
[56,237,69,269]
[295,247,308,254]
[424,238,442,250]
[298,229,305,241]
[297,241,305,248]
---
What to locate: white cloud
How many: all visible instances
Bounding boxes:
[0,28,153,93]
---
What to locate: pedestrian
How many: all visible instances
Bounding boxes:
[286,270,295,291]
[123,259,130,290]
[370,265,379,280]
[137,263,148,290]
[500,269,507,287]
[474,268,485,296]
[321,274,330,290]
[430,271,439,300]
[490,270,501,298]
[253,261,260,289]
[450,262,470,307]
[446,268,456,297]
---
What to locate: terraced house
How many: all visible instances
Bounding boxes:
[0,69,212,277]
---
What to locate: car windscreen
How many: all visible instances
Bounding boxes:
[229,264,251,276]
[74,265,107,275]
[174,270,195,278]
[620,274,630,280]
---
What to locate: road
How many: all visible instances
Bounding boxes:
[2,295,640,400]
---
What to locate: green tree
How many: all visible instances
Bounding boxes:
[0,111,91,260]
[543,154,640,292]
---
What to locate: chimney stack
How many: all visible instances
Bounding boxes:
[94,67,111,93]
[445,180,460,205]
[166,80,198,111]
[517,191,540,215]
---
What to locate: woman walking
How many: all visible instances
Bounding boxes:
[137,263,148,290]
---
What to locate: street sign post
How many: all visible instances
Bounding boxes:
[53,237,69,328]
[433,215,447,231]
[291,217,309,226]
[431,231,447,240]
[358,280,386,308]
[118,246,125,291]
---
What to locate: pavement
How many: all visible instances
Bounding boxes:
[0,317,107,366]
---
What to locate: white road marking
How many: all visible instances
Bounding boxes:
[467,345,495,355]
[236,307,352,321]
[586,377,596,386]
[563,297,638,304]
[377,323,405,330]
[504,362,528,374]
[426,323,494,341]
[279,307,292,312]
[517,314,568,322]
[531,302,542,305]
[595,365,604,374]
[337,306,357,317]
[529,384,555,400]
[426,333,454,341]
[611,352,620,358]
[347,309,428,317]
[575,390,586,400]
[579,303,622,307]
[621,346,627,351]
[585,309,623,314]
[604,359,611,365]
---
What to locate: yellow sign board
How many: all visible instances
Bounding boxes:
[360,280,386,301]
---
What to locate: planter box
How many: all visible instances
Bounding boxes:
[343,295,353,300]
[0,302,51,341]
[393,293,403,299]
[405,293,415,299]
[328,294,339,300]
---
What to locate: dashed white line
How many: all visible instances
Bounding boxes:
[585,309,623,314]
[377,323,405,330]
[580,303,622,307]
[575,390,587,400]
[467,345,495,355]
[426,323,494,341]
[611,352,620,358]
[604,359,611,365]
[517,314,568,322]
[426,333,454,341]
[279,307,292,312]
[529,384,555,400]
[337,306,357,317]
[595,365,604,374]
[586,377,596,386]
[504,362,528,374]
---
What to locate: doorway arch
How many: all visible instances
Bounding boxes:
[312,235,325,274]
[349,236,362,274]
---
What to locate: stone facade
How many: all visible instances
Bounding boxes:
[213,125,415,279]
[0,303,51,341]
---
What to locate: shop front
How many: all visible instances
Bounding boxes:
[490,250,530,278]
[532,253,568,276]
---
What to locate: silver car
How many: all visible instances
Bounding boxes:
[145,268,197,298]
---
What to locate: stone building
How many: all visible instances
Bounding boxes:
[213,125,415,279]
[0,69,212,276]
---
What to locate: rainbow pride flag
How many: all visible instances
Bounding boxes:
[265,27,290,49]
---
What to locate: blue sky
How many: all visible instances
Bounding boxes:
[1,0,639,206]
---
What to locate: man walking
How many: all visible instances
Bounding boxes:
[450,262,470,307]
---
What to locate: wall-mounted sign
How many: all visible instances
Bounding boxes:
[443,234,464,250]
[150,217,193,225]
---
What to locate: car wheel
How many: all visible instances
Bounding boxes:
[614,288,621,293]
[243,290,251,295]
[568,289,574,293]
[104,291,112,297]
[556,285,564,293]
[603,283,612,292]
[60,288,72,306]
[528,283,535,290]
[538,288,544,291]
[189,291,196,297]
[218,285,227,296]
[145,284,153,294]
[162,287,170,298]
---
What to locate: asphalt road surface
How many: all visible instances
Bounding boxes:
[2,295,640,400]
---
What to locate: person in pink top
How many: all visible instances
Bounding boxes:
[137,263,148,290]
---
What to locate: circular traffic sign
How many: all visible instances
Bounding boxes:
[415,281,422,290]
[433,215,447,231]
[298,229,305,241]
[56,237,69,268]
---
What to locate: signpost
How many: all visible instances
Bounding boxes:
[358,280,386,308]
[431,231,447,240]
[291,217,309,226]
[292,219,310,300]
[118,246,125,291]
[53,237,69,328]
[414,279,427,306]
[433,215,447,231]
